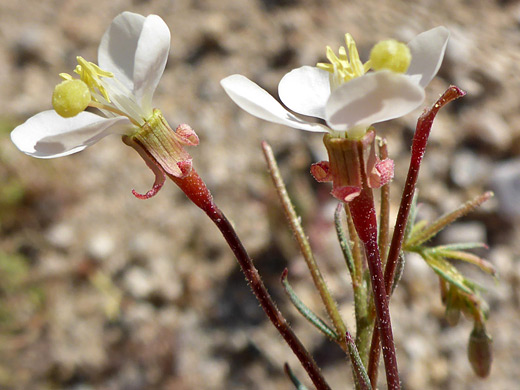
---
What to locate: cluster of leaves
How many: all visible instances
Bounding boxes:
[402,192,495,377]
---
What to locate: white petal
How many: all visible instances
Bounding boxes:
[98,12,146,92]
[406,26,449,87]
[325,71,425,131]
[99,13,170,114]
[278,66,331,119]
[11,110,132,158]
[133,14,171,114]
[220,75,328,133]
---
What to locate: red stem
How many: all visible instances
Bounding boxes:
[367,86,466,386]
[169,169,331,390]
[349,186,400,390]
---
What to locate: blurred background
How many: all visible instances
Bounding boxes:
[1,0,519,389]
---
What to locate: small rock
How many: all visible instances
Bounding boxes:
[86,232,115,260]
[123,267,154,299]
[46,223,75,249]
[450,149,491,187]
[462,110,512,152]
[490,158,520,218]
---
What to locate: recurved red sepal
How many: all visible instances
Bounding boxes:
[368,157,394,188]
[176,124,199,146]
[122,135,167,200]
[331,186,361,202]
[310,161,332,182]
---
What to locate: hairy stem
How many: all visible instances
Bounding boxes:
[349,185,400,390]
[367,86,466,386]
[262,142,349,348]
[170,169,331,390]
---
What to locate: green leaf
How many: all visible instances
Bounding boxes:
[281,269,339,341]
[284,363,310,390]
[419,250,475,295]
[433,248,496,276]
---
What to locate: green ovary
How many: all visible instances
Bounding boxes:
[52,79,91,118]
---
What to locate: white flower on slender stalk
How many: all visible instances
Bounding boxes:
[221,27,449,139]
[11,12,198,198]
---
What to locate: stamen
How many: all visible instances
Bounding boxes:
[88,101,141,127]
[316,33,368,88]
[74,56,113,101]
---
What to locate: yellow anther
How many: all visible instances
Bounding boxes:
[59,73,73,81]
[73,56,113,102]
[52,79,91,118]
[369,39,411,74]
[317,33,368,89]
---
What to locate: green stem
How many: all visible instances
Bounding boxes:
[336,204,371,367]
[262,142,349,348]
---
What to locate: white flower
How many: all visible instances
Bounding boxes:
[221,27,449,138]
[11,11,171,158]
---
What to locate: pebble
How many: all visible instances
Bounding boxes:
[462,110,512,152]
[490,158,520,218]
[86,232,115,260]
[46,223,75,249]
[450,149,491,187]
[123,267,154,299]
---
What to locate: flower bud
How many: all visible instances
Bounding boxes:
[468,323,493,377]
[52,79,91,118]
[370,39,411,74]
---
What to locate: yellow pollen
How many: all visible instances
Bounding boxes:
[369,39,411,74]
[52,79,91,118]
[73,56,114,102]
[317,33,368,88]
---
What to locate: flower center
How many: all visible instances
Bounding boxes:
[51,57,144,127]
[317,34,411,90]
[65,56,114,101]
[317,34,371,90]
[52,57,115,118]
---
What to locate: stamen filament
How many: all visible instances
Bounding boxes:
[88,101,141,127]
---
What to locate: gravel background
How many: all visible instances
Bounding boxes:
[1,0,519,389]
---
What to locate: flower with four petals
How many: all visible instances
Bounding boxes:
[220,27,449,139]
[221,27,449,202]
[11,12,198,198]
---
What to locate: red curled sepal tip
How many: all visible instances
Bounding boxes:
[310,161,332,182]
[123,135,166,200]
[175,123,199,146]
[312,129,393,203]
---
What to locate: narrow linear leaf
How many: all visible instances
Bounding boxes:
[391,252,406,295]
[281,269,339,341]
[334,203,356,278]
[407,192,493,247]
[284,363,310,390]
[404,192,420,243]
[420,251,475,295]
[435,243,488,251]
[434,249,496,276]
[345,331,371,390]
[406,220,428,246]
